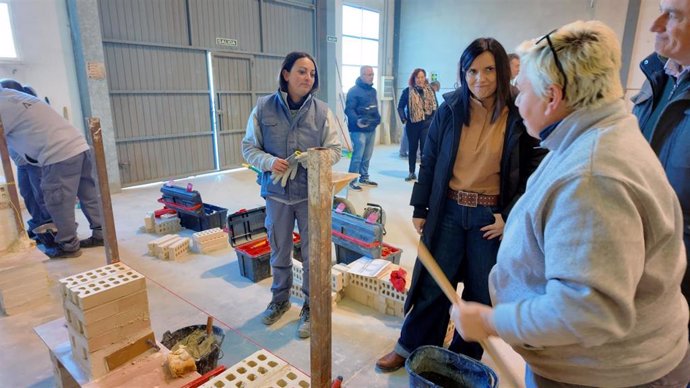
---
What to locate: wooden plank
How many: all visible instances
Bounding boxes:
[308,147,332,388]
[89,118,119,264]
[0,115,25,234]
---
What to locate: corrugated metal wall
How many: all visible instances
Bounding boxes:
[98,0,316,186]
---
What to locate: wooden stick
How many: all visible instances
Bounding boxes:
[206,316,213,336]
[89,118,120,264]
[308,148,333,388]
[417,240,521,387]
[0,117,25,235]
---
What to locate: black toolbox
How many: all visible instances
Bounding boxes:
[227,207,302,282]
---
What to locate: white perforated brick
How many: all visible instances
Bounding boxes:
[192,228,226,243]
[58,263,131,301]
[201,349,288,388]
[167,237,190,261]
[263,365,311,388]
[144,212,155,232]
[154,217,181,234]
[147,234,177,256]
[67,269,146,310]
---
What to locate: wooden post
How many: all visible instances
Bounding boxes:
[88,118,119,264]
[0,117,26,235]
[308,147,333,388]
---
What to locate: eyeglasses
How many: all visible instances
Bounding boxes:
[536,29,568,99]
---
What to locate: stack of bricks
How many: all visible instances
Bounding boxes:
[144,211,181,234]
[147,234,190,261]
[289,259,344,307]
[0,252,51,315]
[192,227,229,253]
[343,263,410,318]
[58,263,154,378]
[200,349,310,388]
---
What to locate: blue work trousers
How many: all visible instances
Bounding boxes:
[265,198,309,303]
[348,131,375,182]
[41,151,103,252]
[17,164,52,231]
[396,199,499,360]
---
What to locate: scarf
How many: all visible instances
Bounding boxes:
[409,85,437,123]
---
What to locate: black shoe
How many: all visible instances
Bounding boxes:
[359,179,378,187]
[80,237,104,248]
[349,182,362,191]
[297,304,310,339]
[45,247,82,259]
[261,300,290,325]
[405,173,416,181]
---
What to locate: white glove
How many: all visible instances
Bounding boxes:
[295,151,309,169]
[271,163,299,187]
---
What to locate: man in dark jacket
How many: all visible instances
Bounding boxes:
[632,0,690,334]
[345,66,381,191]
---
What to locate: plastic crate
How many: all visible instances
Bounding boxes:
[179,203,228,232]
[159,184,203,216]
[235,237,272,282]
[336,241,402,265]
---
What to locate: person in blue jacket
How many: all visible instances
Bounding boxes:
[0,79,53,244]
[345,66,381,191]
[632,0,690,337]
[242,52,341,339]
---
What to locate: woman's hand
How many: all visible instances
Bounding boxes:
[450,301,497,342]
[480,213,504,240]
[412,218,425,235]
[271,158,289,173]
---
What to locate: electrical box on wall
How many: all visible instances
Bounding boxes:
[380,76,394,101]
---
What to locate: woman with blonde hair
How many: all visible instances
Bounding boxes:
[452,20,690,387]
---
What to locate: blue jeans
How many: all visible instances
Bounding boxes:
[17,164,52,231]
[395,199,499,360]
[348,131,375,181]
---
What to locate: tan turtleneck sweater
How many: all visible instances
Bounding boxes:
[448,96,507,195]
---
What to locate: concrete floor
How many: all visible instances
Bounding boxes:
[0,145,525,387]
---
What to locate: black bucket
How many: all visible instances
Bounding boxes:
[406,346,498,388]
[161,325,225,375]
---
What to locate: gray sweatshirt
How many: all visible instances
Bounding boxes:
[490,100,688,386]
[0,88,88,166]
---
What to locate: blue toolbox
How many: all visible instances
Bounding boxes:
[159,184,203,216]
[227,207,302,282]
[331,209,384,260]
[335,241,402,265]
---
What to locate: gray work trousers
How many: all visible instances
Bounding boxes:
[41,151,103,252]
[265,198,309,303]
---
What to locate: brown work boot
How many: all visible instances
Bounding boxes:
[375,350,406,372]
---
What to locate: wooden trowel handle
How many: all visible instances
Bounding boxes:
[206,316,213,336]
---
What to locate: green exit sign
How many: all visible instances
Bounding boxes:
[216,37,238,47]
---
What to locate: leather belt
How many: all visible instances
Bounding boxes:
[447,189,499,207]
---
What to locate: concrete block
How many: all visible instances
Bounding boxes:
[67,270,146,310]
[166,237,190,261]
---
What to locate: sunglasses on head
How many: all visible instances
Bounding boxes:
[536,29,568,99]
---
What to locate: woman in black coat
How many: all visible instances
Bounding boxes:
[397,68,437,181]
[377,38,546,372]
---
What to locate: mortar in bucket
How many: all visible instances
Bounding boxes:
[406,346,498,388]
[161,324,225,374]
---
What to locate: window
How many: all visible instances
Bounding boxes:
[0,2,17,59]
[341,5,379,92]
